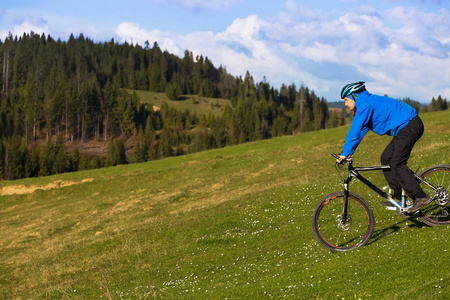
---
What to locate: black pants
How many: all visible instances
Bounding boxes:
[381,116,424,199]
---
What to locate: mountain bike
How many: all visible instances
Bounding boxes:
[312,153,450,252]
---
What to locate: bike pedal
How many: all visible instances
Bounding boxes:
[385,207,396,211]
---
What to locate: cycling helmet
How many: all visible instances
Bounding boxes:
[341,81,366,99]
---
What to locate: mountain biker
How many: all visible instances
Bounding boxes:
[336,81,431,213]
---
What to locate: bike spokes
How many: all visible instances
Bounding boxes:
[417,165,450,226]
[312,192,374,252]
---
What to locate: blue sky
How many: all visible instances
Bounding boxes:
[1,0,449,103]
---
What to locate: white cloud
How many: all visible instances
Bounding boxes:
[385,6,450,57]
[0,20,51,40]
[0,8,52,40]
[281,42,339,63]
[267,4,450,101]
[115,22,183,55]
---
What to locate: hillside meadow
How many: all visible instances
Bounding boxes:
[132,90,231,116]
[0,110,449,299]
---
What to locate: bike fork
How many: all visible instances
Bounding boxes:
[341,177,352,224]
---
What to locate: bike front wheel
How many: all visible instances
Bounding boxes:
[417,164,450,226]
[312,191,375,252]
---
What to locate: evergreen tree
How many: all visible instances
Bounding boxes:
[116,138,127,164]
[165,82,179,100]
[53,135,69,174]
[132,127,147,163]
[25,145,41,178]
[4,136,25,180]
[328,110,341,128]
[115,91,136,137]
[72,147,81,171]
[106,138,127,166]
[159,125,173,158]
[0,142,5,179]
[39,138,55,176]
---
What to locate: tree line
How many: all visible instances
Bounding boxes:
[0,32,446,180]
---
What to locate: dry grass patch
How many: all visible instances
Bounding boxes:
[0,178,95,196]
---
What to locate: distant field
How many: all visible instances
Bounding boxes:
[1,110,449,299]
[130,90,232,116]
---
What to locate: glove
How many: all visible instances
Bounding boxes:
[336,155,347,164]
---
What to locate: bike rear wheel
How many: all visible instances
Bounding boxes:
[416,164,450,226]
[312,191,374,252]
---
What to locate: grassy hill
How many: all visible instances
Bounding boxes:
[1,110,449,299]
[132,90,232,116]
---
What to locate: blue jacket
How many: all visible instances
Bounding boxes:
[341,91,418,157]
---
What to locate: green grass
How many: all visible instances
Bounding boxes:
[131,90,232,116]
[1,110,449,299]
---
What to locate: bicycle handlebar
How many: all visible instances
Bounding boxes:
[331,153,353,164]
[331,153,341,159]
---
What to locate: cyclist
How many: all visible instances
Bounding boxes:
[336,81,431,212]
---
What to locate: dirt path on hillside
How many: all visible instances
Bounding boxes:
[0,178,95,196]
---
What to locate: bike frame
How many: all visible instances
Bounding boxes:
[341,159,438,223]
